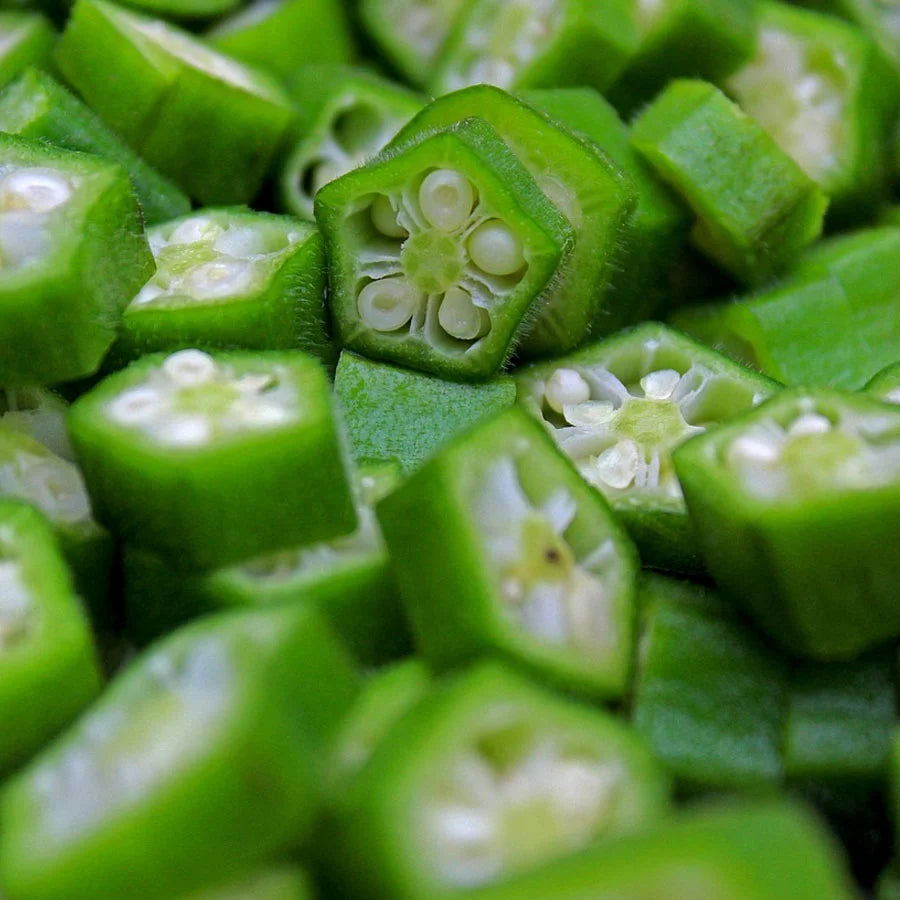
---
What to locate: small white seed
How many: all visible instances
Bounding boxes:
[592,440,639,490]
[370,194,407,238]
[562,401,614,428]
[545,368,590,414]
[357,277,420,332]
[640,369,681,401]
[108,387,165,426]
[155,414,213,448]
[161,349,218,387]
[419,169,475,232]
[467,219,525,276]
[0,168,72,214]
[167,216,223,246]
[787,412,832,437]
[437,286,488,340]
[185,259,254,299]
[729,433,780,464]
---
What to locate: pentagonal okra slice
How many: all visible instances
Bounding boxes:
[0,12,54,90]
[181,865,316,900]
[631,79,828,286]
[0,605,360,900]
[0,500,102,777]
[316,118,573,381]
[324,663,669,899]
[280,66,421,221]
[117,209,332,365]
[68,349,357,570]
[673,388,900,660]
[516,323,779,573]
[0,135,154,387]
[866,362,900,405]
[378,408,638,699]
[386,85,637,358]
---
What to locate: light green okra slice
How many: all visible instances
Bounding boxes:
[180,866,316,900]
[865,362,900,404]
[0,385,73,460]
[0,11,54,88]
[112,0,240,21]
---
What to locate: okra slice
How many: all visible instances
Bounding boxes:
[0,385,73,460]
[280,66,421,221]
[866,362,900,404]
[316,118,573,380]
[516,323,779,573]
[726,3,897,224]
[378,408,638,698]
[55,0,296,204]
[0,605,360,900]
[0,135,154,387]
[114,0,240,21]
[116,209,332,365]
[181,866,315,900]
[631,79,828,286]
[673,388,900,659]
[324,662,669,899]
[0,11,53,88]
[0,500,102,776]
[387,85,637,358]
[430,0,638,96]
[68,349,357,570]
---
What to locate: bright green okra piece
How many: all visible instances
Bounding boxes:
[631,79,828,286]
[315,118,574,381]
[322,662,669,899]
[0,67,190,225]
[68,348,357,570]
[866,362,900,404]
[378,407,638,699]
[55,0,296,205]
[673,387,900,659]
[0,11,54,88]
[516,322,780,574]
[0,499,102,776]
[0,135,154,387]
[180,866,316,900]
[0,385,73,459]
[280,65,421,221]
[0,605,360,900]
[386,85,637,359]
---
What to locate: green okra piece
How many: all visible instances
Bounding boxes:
[180,866,316,900]
[68,348,357,570]
[0,605,360,900]
[0,385,73,459]
[673,387,900,659]
[0,499,102,776]
[55,0,296,204]
[865,362,900,404]
[378,407,638,699]
[322,661,669,899]
[280,66,421,221]
[386,85,637,359]
[516,323,780,574]
[0,135,154,387]
[430,0,638,96]
[113,0,239,21]
[316,118,574,381]
[0,11,54,88]
[631,79,829,286]
[0,67,190,225]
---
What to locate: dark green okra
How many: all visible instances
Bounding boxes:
[673,387,900,659]
[0,11,54,87]
[866,362,900,404]
[631,79,828,285]
[386,85,637,358]
[111,0,240,23]
[0,385,73,459]
[0,135,154,387]
[68,349,357,570]
[0,605,360,900]
[516,323,779,573]
[181,866,316,900]
[315,118,574,381]
[378,407,638,699]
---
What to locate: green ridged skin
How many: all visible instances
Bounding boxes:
[866,362,900,404]
[0,11,54,88]
[180,866,316,900]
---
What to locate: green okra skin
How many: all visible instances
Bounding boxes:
[631,79,829,286]
[0,605,360,900]
[280,65,422,221]
[55,0,296,205]
[180,866,316,900]
[0,499,102,777]
[322,662,669,899]
[316,118,574,381]
[673,387,900,660]
[0,11,54,88]
[0,385,73,459]
[377,407,639,699]
[68,349,357,570]
[515,322,780,574]
[385,85,638,359]
[0,67,190,225]
[865,362,900,404]
[0,135,155,387]
[112,0,240,21]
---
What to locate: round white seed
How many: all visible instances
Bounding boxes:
[185,259,255,299]
[107,387,164,426]
[787,412,832,437]
[418,169,475,232]
[0,168,72,214]
[155,415,213,448]
[357,277,420,332]
[467,219,525,276]
[167,216,223,247]
[562,401,615,428]
[593,440,640,490]
[161,349,218,387]
[640,369,681,401]
[545,368,591,414]
[370,194,407,238]
[729,433,781,464]
[437,286,488,340]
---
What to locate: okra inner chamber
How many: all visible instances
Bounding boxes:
[0,531,31,651]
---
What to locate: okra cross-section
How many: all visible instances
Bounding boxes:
[324,662,669,899]
[516,323,779,573]
[68,349,357,570]
[378,407,638,698]
[673,388,900,659]
[316,118,573,380]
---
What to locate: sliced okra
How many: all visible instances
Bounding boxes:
[516,323,779,573]
[324,662,669,899]
[0,135,155,387]
[0,605,360,900]
[316,118,573,380]
[68,349,357,570]
[180,866,315,900]
[55,0,296,204]
[378,408,638,698]
[0,385,73,460]
[673,388,900,659]
[112,0,240,21]
[280,66,421,221]
[387,85,637,358]
[0,12,54,89]
[0,499,102,776]
[631,79,828,286]
[866,362,900,404]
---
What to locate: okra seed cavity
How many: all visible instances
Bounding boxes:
[0,556,31,650]
[438,286,488,340]
[0,168,73,214]
[467,220,525,276]
[370,194,408,238]
[162,350,218,387]
[358,277,421,331]
[545,369,591,414]
[418,169,476,232]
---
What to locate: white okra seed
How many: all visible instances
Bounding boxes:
[419,169,475,232]
[787,412,832,437]
[437,286,488,340]
[467,220,525,276]
[0,168,72,214]
[108,387,165,426]
[357,277,420,332]
[185,259,255,299]
[161,349,218,387]
[370,194,408,238]
[545,368,590,414]
[593,441,639,490]
[640,369,681,401]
